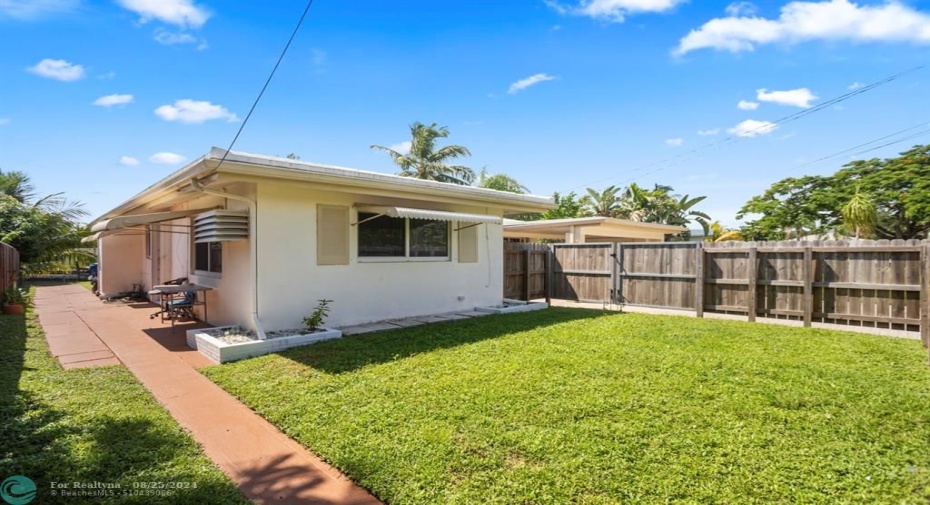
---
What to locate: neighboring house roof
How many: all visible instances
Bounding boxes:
[504,217,686,242]
[90,148,555,225]
[504,217,686,233]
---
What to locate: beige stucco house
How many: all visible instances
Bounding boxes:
[504,217,686,243]
[87,148,554,332]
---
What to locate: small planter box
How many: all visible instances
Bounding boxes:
[475,300,549,315]
[186,325,342,364]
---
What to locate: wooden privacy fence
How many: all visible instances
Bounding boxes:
[504,243,549,302]
[0,242,21,293]
[506,240,930,346]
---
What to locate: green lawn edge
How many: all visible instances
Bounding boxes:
[0,304,249,504]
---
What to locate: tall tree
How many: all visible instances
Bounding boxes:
[371,122,475,185]
[477,168,529,194]
[738,144,930,240]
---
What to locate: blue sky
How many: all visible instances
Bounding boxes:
[1,0,929,226]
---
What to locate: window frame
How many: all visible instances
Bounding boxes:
[356,213,451,263]
[192,240,223,276]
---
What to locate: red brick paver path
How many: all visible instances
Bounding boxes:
[34,284,380,505]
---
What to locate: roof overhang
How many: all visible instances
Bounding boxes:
[356,205,502,225]
[89,148,555,226]
[90,208,215,233]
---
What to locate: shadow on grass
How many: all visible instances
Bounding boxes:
[278,307,608,375]
[0,314,246,504]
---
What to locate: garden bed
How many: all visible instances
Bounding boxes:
[187,325,342,363]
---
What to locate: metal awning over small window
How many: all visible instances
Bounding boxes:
[193,210,249,243]
[90,208,214,233]
[355,206,502,225]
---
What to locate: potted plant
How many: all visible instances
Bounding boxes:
[2,287,28,315]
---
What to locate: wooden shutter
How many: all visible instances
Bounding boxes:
[458,224,478,263]
[317,205,349,265]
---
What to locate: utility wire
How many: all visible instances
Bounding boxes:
[569,65,926,191]
[213,0,315,172]
[791,122,930,172]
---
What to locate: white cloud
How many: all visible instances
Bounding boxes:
[0,118,10,126]
[737,100,759,110]
[848,81,863,90]
[697,128,720,136]
[728,119,778,137]
[97,71,116,80]
[0,0,78,19]
[389,141,412,154]
[548,0,685,22]
[725,1,757,17]
[154,99,238,123]
[93,94,134,107]
[149,152,187,164]
[508,73,557,94]
[26,58,85,81]
[675,0,930,55]
[665,138,684,147]
[154,28,197,45]
[757,87,817,108]
[119,156,140,166]
[117,0,210,28]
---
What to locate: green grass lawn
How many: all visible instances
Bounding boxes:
[204,309,930,504]
[0,311,248,504]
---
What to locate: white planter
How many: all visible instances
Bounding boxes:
[475,301,549,314]
[186,326,342,364]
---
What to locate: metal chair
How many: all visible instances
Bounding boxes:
[149,277,189,320]
[166,290,197,324]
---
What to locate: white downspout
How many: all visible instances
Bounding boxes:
[189,178,267,340]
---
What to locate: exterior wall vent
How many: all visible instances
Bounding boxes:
[193,210,249,243]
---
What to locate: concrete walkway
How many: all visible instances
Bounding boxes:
[34,284,380,505]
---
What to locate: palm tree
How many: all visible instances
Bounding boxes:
[371,122,476,185]
[584,186,622,217]
[842,187,877,239]
[0,169,36,203]
[0,169,85,220]
[0,169,91,272]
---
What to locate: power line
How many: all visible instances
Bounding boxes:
[791,122,930,172]
[213,0,316,172]
[568,65,926,192]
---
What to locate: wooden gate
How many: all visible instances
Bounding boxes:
[551,243,614,302]
[617,242,700,309]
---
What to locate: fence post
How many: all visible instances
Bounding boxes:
[542,246,552,305]
[523,249,531,301]
[545,247,552,305]
[614,243,623,305]
[920,243,929,350]
[747,246,757,322]
[695,242,704,318]
[803,246,813,327]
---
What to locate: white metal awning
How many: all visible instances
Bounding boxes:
[356,206,502,224]
[81,232,103,244]
[90,208,215,233]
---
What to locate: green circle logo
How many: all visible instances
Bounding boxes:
[0,476,36,505]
